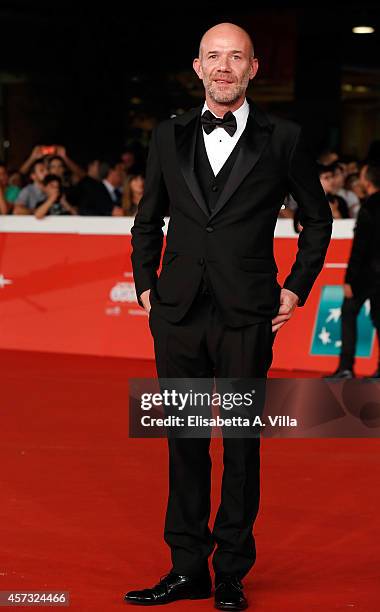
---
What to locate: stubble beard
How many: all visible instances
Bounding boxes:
[205,70,251,105]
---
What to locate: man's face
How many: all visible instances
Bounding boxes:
[88,160,100,179]
[331,167,345,192]
[32,163,47,183]
[43,179,60,198]
[359,165,370,194]
[320,171,334,193]
[193,27,258,105]
[48,158,65,178]
[347,161,359,175]
[109,165,123,188]
[351,177,366,199]
[130,175,144,195]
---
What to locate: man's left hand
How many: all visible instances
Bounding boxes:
[271,288,299,333]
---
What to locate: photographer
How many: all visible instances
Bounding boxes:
[325,163,380,379]
[19,145,84,186]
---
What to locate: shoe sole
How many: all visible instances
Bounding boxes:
[214,603,248,611]
[124,592,212,605]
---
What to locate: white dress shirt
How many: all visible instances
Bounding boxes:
[103,179,120,203]
[201,98,249,176]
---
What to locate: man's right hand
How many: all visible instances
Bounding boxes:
[344,283,353,298]
[31,145,43,159]
[140,289,151,313]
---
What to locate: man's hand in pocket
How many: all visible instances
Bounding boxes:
[140,289,151,313]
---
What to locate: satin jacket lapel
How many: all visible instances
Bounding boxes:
[209,103,274,221]
[175,108,210,218]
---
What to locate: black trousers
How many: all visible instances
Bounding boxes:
[339,291,380,371]
[149,279,276,579]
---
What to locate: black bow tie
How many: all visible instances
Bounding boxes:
[201,110,237,137]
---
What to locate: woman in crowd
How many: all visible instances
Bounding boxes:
[121,174,144,216]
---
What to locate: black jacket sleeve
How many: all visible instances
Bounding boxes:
[130,125,170,307]
[283,127,333,305]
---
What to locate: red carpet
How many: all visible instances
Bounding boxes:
[1,349,379,611]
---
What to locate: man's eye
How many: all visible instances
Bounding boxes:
[209,55,217,59]
[233,55,241,60]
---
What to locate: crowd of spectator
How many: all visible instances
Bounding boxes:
[0,142,376,223]
[282,152,370,227]
[0,145,145,218]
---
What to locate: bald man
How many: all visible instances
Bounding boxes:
[126,23,332,610]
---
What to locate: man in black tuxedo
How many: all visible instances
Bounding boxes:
[125,23,332,610]
[73,160,123,216]
[326,163,380,379]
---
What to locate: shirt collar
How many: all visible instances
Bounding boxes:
[103,179,116,195]
[202,98,249,132]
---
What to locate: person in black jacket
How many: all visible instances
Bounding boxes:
[326,163,380,379]
[72,159,123,216]
[126,23,332,610]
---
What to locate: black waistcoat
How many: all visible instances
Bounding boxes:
[194,124,245,214]
[194,125,245,296]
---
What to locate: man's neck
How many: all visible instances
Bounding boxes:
[205,94,246,117]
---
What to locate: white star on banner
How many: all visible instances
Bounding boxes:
[0,274,12,289]
[318,326,331,345]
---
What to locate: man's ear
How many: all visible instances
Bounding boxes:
[193,58,202,79]
[250,57,259,80]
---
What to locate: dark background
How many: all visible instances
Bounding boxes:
[1,1,380,166]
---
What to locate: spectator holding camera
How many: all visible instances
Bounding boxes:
[13,159,47,214]
[19,145,84,187]
[47,146,84,188]
[19,145,47,177]
[34,175,77,219]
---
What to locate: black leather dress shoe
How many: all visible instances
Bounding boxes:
[323,368,355,379]
[124,571,212,605]
[214,575,248,610]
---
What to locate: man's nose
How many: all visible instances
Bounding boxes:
[216,57,231,71]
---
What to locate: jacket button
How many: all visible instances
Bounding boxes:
[206,226,214,232]
[211,185,218,192]
[198,258,205,265]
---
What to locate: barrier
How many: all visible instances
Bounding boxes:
[0,216,377,374]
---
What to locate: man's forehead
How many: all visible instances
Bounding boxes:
[201,33,251,53]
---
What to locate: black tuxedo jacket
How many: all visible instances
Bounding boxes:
[131,99,333,327]
[71,178,119,216]
[345,190,380,296]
